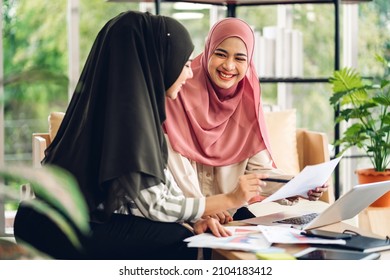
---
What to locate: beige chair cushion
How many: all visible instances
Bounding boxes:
[48,112,65,142]
[264,109,300,175]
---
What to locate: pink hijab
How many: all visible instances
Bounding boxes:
[164,18,273,166]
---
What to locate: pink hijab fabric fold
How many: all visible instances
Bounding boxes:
[164,18,273,166]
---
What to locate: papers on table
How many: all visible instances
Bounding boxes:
[258,226,346,245]
[184,226,272,252]
[185,157,344,252]
[184,225,346,252]
[261,156,342,203]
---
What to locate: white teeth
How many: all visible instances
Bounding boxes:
[220,72,233,78]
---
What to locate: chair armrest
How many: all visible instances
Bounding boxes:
[296,129,330,167]
[32,133,50,168]
[296,129,334,203]
[25,133,50,201]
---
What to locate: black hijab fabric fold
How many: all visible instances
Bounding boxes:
[43,11,194,216]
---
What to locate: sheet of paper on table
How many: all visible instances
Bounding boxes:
[184,225,346,252]
[184,226,272,252]
[258,225,346,245]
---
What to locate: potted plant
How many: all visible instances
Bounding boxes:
[0,165,90,259]
[329,55,390,207]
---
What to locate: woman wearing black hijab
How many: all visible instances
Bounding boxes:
[14,11,264,260]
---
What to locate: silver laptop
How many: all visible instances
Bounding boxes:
[243,180,390,230]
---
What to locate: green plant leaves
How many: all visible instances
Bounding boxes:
[329,68,369,106]
[0,165,90,249]
[329,55,390,171]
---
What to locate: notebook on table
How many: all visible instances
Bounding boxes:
[332,234,390,253]
[243,180,390,230]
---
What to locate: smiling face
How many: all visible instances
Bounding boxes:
[207,37,248,89]
[166,60,193,99]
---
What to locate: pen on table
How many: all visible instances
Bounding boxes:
[262,178,291,183]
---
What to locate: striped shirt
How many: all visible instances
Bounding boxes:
[129,169,205,223]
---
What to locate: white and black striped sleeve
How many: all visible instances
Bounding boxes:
[130,169,205,222]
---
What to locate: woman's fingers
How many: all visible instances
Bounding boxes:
[222,211,233,223]
[215,212,230,224]
[308,184,328,200]
[194,218,232,237]
[232,173,271,207]
[206,218,231,237]
[243,174,267,193]
[205,211,233,224]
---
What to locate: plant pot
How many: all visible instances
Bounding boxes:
[355,168,390,207]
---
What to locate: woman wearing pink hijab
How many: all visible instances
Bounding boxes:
[164,18,327,221]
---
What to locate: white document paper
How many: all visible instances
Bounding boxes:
[258,225,346,245]
[184,226,272,252]
[261,157,342,203]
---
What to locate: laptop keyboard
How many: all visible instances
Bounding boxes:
[275,213,319,225]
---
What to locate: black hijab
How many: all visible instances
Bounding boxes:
[43,11,194,217]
